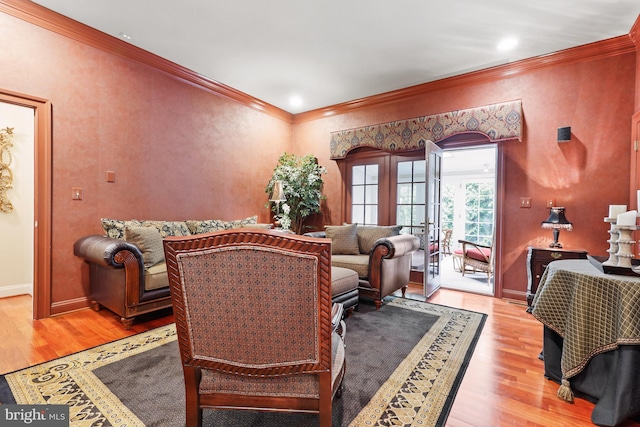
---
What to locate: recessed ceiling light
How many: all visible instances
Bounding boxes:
[119,32,132,41]
[497,36,518,52]
[289,95,303,109]
[288,95,304,110]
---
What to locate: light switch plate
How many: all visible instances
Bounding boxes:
[520,197,531,208]
[72,187,83,200]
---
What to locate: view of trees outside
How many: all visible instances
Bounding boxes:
[441,183,455,230]
[464,182,494,246]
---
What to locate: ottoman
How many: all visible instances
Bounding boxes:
[332,266,359,315]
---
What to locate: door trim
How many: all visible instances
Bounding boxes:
[0,88,52,319]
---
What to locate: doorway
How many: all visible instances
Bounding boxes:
[440,145,497,295]
[0,89,52,319]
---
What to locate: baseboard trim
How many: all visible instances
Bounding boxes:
[50,296,92,316]
[0,283,32,298]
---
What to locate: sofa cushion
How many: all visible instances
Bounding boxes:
[185,219,228,234]
[137,220,191,237]
[331,254,370,278]
[226,215,259,229]
[124,226,165,268]
[101,218,142,239]
[145,261,169,291]
[325,223,359,255]
[356,225,402,254]
[185,215,259,234]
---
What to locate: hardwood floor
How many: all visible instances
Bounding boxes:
[1,286,638,426]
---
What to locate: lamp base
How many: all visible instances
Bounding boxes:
[548,228,562,248]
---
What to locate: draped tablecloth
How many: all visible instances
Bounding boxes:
[531,259,640,426]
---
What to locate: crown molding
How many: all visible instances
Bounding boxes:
[293,35,635,124]
[630,15,640,48]
[0,0,294,123]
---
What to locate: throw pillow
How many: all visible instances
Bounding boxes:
[325,223,359,255]
[357,225,402,254]
[124,226,165,268]
[101,218,142,239]
[185,219,228,235]
[137,220,191,237]
[226,215,259,229]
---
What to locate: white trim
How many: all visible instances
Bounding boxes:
[0,283,32,298]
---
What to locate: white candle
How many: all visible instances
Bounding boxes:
[609,205,627,218]
[617,210,638,226]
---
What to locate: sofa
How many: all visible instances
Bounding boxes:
[305,223,420,309]
[74,216,270,329]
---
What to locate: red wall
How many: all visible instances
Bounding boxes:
[0,6,637,311]
[0,12,292,309]
[293,52,636,301]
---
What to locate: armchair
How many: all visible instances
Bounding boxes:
[458,239,493,284]
[163,229,346,427]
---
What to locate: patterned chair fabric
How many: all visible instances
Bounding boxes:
[458,239,493,284]
[163,229,345,427]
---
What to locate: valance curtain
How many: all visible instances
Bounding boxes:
[329,100,522,159]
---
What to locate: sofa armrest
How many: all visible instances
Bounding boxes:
[371,233,420,259]
[74,234,143,268]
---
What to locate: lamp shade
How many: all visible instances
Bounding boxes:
[269,181,286,202]
[541,207,572,230]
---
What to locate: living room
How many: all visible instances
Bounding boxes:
[1,0,640,425]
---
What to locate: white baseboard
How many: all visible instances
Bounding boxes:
[0,283,32,298]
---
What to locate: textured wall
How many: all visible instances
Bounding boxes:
[0,12,292,308]
[293,52,636,301]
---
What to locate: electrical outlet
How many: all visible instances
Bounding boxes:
[520,197,531,208]
[72,187,83,200]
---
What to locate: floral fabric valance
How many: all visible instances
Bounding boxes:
[329,100,522,159]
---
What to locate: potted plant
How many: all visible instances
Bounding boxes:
[265,153,326,234]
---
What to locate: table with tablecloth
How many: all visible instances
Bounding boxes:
[531,259,640,426]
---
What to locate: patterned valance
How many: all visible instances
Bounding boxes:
[329,100,522,159]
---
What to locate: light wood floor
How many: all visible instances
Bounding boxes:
[1,286,638,427]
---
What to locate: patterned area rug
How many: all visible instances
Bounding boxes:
[0,298,486,427]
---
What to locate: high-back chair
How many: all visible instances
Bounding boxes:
[163,229,346,427]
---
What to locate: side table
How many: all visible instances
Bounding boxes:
[526,246,587,312]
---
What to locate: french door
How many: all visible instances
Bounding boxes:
[424,141,443,298]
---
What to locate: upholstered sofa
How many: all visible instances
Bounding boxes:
[305,223,420,309]
[74,216,269,329]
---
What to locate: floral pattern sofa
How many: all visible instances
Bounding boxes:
[74,216,267,329]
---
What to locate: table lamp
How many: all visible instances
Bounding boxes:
[541,207,572,248]
[269,180,286,224]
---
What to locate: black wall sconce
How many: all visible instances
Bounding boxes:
[557,126,571,142]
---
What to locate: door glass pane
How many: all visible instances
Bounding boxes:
[365,205,377,224]
[397,161,412,183]
[352,206,364,224]
[397,183,412,204]
[353,165,365,185]
[352,186,364,204]
[365,165,378,184]
[365,185,378,204]
[413,183,425,204]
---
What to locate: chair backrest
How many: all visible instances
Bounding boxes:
[163,229,333,377]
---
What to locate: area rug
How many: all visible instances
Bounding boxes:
[0,297,486,427]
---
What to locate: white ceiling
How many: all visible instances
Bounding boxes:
[31,0,640,114]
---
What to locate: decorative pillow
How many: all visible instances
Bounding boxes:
[124,226,165,268]
[101,218,142,239]
[357,225,402,254]
[325,223,359,255]
[185,219,228,235]
[240,223,273,229]
[137,220,191,237]
[226,215,258,229]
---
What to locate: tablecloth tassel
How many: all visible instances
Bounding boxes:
[557,378,574,402]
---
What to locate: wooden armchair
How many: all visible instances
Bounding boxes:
[163,229,346,427]
[458,239,493,284]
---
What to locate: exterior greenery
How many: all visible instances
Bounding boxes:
[265,153,326,234]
